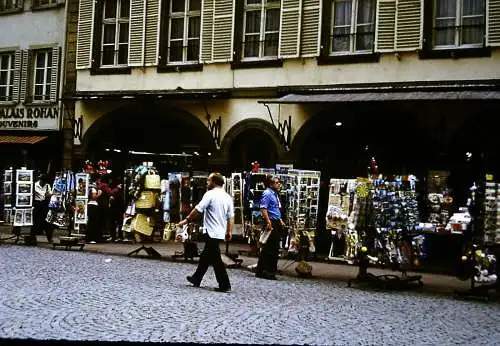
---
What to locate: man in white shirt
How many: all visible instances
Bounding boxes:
[177,172,234,292]
[30,174,53,243]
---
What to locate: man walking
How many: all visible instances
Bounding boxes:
[177,172,234,292]
[31,174,53,243]
[255,175,286,280]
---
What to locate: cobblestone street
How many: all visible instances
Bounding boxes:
[0,246,499,345]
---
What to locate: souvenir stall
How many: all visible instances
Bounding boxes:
[2,168,34,234]
[122,162,162,245]
[226,172,244,236]
[46,170,76,230]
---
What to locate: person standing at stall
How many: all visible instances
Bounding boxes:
[255,175,286,280]
[30,174,53,243]
[177,172,234,292]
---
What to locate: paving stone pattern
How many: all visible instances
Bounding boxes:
[0,246,499,345]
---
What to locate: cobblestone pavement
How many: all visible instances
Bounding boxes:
[0,246,499,345]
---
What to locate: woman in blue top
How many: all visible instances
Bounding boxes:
[256,175,286,280]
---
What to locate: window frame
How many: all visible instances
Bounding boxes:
[329,0,376,56]
[241,0,281,61]
[91,0,132,74]
[0,52,15,103]
[318,0,379,65]
[31,49,52,103]
[0,0,23,15]
[432,0,485,49]
[421,0,490,59]
[166,0,201,64]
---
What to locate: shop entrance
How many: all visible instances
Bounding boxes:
[228,128,277,171]
[81,102,216,175]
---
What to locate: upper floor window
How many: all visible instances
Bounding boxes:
[0,53,15,102]
[433,0,485,48]
[101,0,130,66]
[329,0,375,54]
[0,0,22,12]
[32,50,52,102]
[33,0,59,8]
[243,0,280,60]
[168,0,201,63]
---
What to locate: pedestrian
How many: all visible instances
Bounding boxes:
[86,177,101,244]
[108,177,124,242]
[177,172,234,292]
[255,175,286,280]
[30,174,53,243]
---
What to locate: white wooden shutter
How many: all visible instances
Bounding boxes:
[395,0,422,51]
[50,47,60,103]
[487,0,500,46]
[144,0,160,65]
[129,0,145,66]
[375,0,396,52]
[12,50,22,103]
[300,0,321,57]
[20,50,31,104]
[76,0,95,69]
[279,0,301,58]
[212,0,234,62]
[201,0,214,62]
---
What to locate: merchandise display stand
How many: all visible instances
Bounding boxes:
[172,224,200,262]
[348,248,423,290]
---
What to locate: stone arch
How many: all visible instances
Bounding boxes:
[80,100,216,155]
[219,118,287,170]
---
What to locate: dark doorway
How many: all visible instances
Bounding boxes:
[229,128,278,171]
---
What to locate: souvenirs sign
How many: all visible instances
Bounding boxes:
[0,106,60,131]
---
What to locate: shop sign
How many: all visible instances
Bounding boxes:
[0,106,60,131]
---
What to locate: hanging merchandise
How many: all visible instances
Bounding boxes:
[47,171,75,229]
[6,168,35,227]
[483,180,500,244]
[229,173,244,236]
[168,173,182,223]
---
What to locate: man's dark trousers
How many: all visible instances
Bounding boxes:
[256,219,282,277]
[191,234,230,289]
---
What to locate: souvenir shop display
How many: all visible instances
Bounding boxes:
[3,168,35,227]
[227,172,244,236]
[74,173,89,225]
[2,169,13,223]
[483,181,500,244]
[47,171,76,229]
[455,245,498,300]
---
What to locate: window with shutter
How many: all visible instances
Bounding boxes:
[242,0,280,60]
[32,0,61,10]
[76,0,94,69]
[0,52,16,103]
[421,0,489,58]
[19,49,29,103]
[201,0,214,62]
[32,49,53,102]
[101,0,130,67]
[128,0,145,66]
[12,50,22,103]
[212,0,234,62]
[487,0,500,46]
[145,0,161,65]
[301,0,321,57]
[50,47,60,103]
[279,0,301,58]
[395,0,422,51]
[375,0,396,52]
[166,0,201,63]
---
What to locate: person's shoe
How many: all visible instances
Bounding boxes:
[186,276,200,287]
[214,286,231,293]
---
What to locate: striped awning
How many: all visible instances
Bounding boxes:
[0,135,48,144]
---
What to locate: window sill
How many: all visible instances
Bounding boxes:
[0,101,18,107]
[0,8,23,16]
[157,63,203,73]
[317,53,380,65]
[31,3,65,11]
[419,47,491,60]
[90,67,132,75]
[231,59,283,70]
[23,101,57,106]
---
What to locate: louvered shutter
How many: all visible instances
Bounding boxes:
[201,0,214,62]
[20,50,31,104]
[128,0,145,66]
[300,0,321,57]
[395,0,422,51]
[76,0,94,69]
[212,0,234,62]
[487,0,500,46]
[144,0,160,65]
[50,47,60,103]
[375,0,396,52]
[12,50,22,103]
[279,0,301,58]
